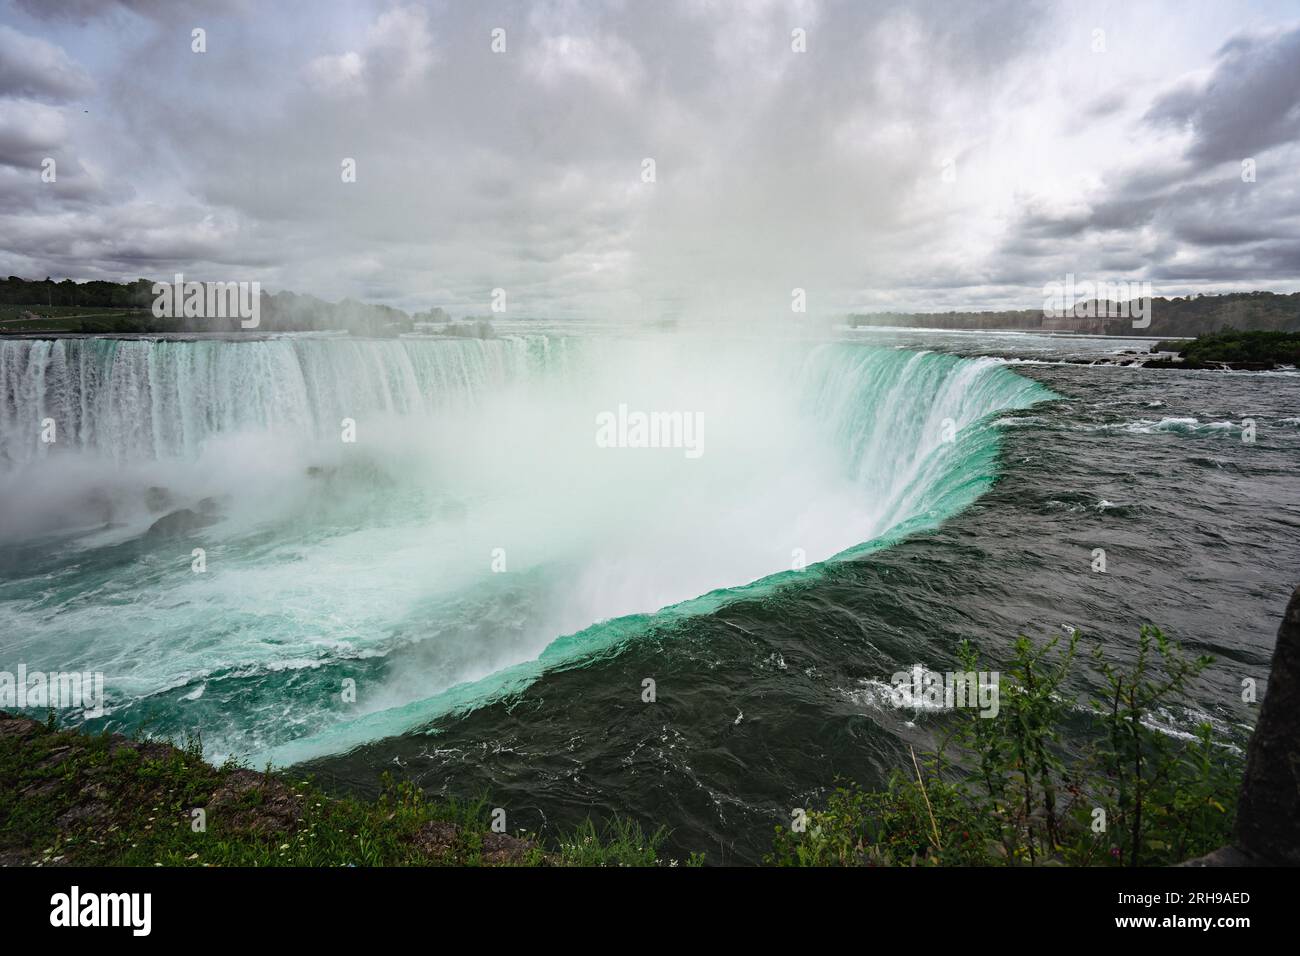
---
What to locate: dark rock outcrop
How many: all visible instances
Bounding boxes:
[205,768,303,835]
[1183,584,1300,866]
[144,486,173,513]
[1232,584,1300,864]
[145,507,215,540]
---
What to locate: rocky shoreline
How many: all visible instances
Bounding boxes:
[1063,350,1287,371]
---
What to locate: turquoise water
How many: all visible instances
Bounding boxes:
[0,333,1050,764]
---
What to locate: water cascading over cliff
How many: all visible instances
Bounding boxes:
[0,333,1051,763]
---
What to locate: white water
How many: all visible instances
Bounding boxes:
[0,333,1050,761]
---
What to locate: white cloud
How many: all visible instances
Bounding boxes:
[304,4,435,97]
[525,33,645,97]
[0,25,93,102]
[306,50,366,97]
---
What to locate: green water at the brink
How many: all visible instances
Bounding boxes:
[0,332,1051,765]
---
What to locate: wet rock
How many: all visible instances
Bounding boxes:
[413,820,461,858]
[34,745,74,771]
[1180,845,1265,867]
[144,486,173,513]
[409,820,535,864]
[1233,583,1300,864]
[205,768,303,834]
[480,831,533,865]
[1183,583,1300,866]
[56,799,111,831]
[86,490,115,524]
[0,714,44,740]
[145,508,215,540]
[0,847,31,866]
[134,740,176,762]
[18,779,60,800]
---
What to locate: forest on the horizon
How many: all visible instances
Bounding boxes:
[4,276,1300,336]
[849,290,1300,336]
[0,276,450,335]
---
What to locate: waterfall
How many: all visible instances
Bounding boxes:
[0,332,1053,763]
[0,335,562,468]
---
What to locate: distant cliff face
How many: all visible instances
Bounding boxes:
[849,292,1300,336]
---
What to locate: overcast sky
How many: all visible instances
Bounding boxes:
[2,0,1299,319]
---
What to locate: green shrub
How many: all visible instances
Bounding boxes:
[769,626,1242,866]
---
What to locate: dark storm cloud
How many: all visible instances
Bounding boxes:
[989,22,1300,296]
[1,0,1061,315]
[1019,196,1163,240]
[1,0,1298,312]
[1145,25,1300,167]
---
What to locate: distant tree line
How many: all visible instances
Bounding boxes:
[848,291,1300,336]
[1155,328,1300,365]
[1,276,456,336]
[1,276,156,309]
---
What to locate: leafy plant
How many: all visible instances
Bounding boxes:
[769,626,1241,866]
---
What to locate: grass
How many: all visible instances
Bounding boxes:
[2,626,1244,868]
[0,304,155,334]
[0,715,696,867]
